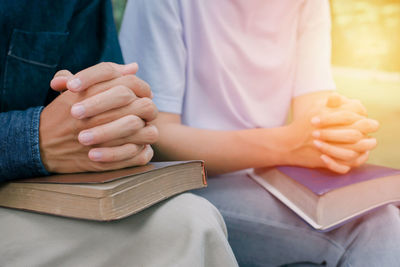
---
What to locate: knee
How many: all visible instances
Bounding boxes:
[342,204,400,250]
[337,205,400,266]
[361,204,400,234]
[160,193,228,238]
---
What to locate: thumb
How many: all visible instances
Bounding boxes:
[50,70,73,92]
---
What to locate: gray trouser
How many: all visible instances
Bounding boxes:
[0,193,238,267]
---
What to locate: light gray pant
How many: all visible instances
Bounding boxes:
[0,193,238,267]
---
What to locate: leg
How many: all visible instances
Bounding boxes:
[0,193,238,267]
[193,171,400,267]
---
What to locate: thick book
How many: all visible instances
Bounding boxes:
[248,164,400,232]
[0,161,206,221]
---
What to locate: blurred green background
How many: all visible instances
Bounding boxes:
[112,0,400,169]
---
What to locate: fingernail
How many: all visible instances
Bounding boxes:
[313,140,323,148]
[150,91,154,99]
[89,150,102,161]
[79,131,93,145]
[312,131,320,138]
[71,104,85,118]
[67,78,82,91]
[311,117,320,125]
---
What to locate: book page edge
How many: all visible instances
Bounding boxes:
[247,170,323,230]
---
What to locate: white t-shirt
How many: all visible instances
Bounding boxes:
[119,0,335,130]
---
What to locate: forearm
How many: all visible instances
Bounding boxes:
[153,117,295,175]
[0,107,49,181]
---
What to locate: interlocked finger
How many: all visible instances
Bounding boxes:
[78,115,145,146]
[313,129,363,144]
[84,98,158,128]
[338,138,377,153]
[71,85,136,119]
[99,125,159,147]
[351,118,380,134]
[311,110,365,127]
[320,154,351,174]
[88,143,144,162]
[66,62,138,92]
[90,145,154,171]
[330,151,370,168]
[313,140,360,161]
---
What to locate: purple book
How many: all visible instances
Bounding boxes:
[249,164,400,232]
[277,164,400,195]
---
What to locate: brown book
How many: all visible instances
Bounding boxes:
[0,161,206,221]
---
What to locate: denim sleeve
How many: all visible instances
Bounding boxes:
[0,107,49,181]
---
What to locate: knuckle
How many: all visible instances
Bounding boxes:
[137,153,149,165]
[349,130,362,142]
[125,114,144,132]
[100,62,119,77]
[126,76,151,97]
[55,69,71,77]
[120,74,137,89]
[100,62,113,71]
[115,85,135,101]
[138,146,153,165]
[95,128,107,143]
[345,150,358,160]
[139,97,158,119]
[126,114,139,123]
[146,126,159,143]
[140,96,153,107]
[341,111,355,122]
[108,149,117,162]
[140,80,151,95]
[128,144,141,156]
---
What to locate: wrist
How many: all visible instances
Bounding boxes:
[254,126,296,167]
[275,124,299,166]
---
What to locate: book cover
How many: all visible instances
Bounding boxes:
[249,164,400,232]
[0,161,206,221]
[276,164,400,195]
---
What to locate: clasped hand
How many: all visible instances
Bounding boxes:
[39,62,158,173]
[289,93,379,174]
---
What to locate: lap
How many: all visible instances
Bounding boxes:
[0,193,237,267]
[193,171,400,267]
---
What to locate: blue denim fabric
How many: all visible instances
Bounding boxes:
[0,0,123,181]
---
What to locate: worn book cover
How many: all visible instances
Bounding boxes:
[0,161,206,221]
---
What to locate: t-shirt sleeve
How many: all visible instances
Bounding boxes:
[293,0,336,97]
[119,0,186,114]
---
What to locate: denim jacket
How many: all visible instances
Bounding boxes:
[0,0,123,181]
